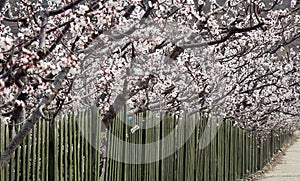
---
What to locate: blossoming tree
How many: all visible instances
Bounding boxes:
[0,0,299,168]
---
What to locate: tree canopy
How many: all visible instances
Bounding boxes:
[0,0,299,168]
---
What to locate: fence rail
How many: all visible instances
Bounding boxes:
[0,107,294,181]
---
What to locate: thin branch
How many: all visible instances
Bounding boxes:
[179,23,264,48]
[48,0,84,17]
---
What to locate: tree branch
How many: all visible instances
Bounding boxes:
[48,0,84,17]
[179,23,264,48]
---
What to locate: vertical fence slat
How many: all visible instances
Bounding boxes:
[68,113,73,181]
[20,126,26,181]
[45,121,49,181]
[25,126,31,181]
[36,121,41,180]
[41,120,46,181]
[9,126,14,181]
[0,124,3,181]
[4,125,9,181]
[64,114,68,181]
[31,123,36,181]
[84,110,89,181]
[15,124,21,181]
[79,111,84,181]
[58,116,63,180]
[48,120,58,181]
[72,112,78,181]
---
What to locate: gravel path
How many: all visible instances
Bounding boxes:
[260,132,300,181]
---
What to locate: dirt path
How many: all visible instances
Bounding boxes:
[260,132,300,181]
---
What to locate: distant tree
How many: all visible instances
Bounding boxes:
[0,0,299,168]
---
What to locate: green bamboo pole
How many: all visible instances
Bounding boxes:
[227,121,232,180]
[64,114,69,181]
[0,124,3,181]
[0,124,3,180]
[9,126,15,181]
[232,125,238,180]
[108,114,115,181]
[89,109,94,181]
[45,121,49,181]
[68,113,73,181]
[242,129,246,178]
[115,112,121,181]
[161,114,175,181]
[156,112,161,181]
[25,125,31,181]
[79,111,84,180]
[209,119,216,181]
[266,136,269,165]
[195,113,202,181]
[15,124,21,181]
[204,118,210,181]
[216,119,222,181]
[270,132,273,162]
[36,121,41,180]
[54,120,59,181]
[41,120,46,181]
[94,109,100,181]
[72,112,78,181]
[251,134,254,174]
[48,119,58,181]
[116,115,120,181]
[248,133,252,176]
[222,120,226,180]
[121,111,125,181]
[258,139,262,171]
[223,120,227,180]
[111,122,116,181]
[150,140,156,181]
[252,133,255,174]
[246,132,250,178]
[229,122,234,180]
[84,110,89,181]
[153,111,159,181]
[31,124,37,181]
[146,112,151,181]
[171,114,176,181]
[263,138,267,167]
[253,133,257,173]
[105,122,110,181]
[136,113,140,181]
[20,126,27,180]
[177,113,187,181]
[133,114,137,181]
[4,125,9,181]
[124,108,129,181]
[58,116,63,180]
[236,125,240,179]
[230,122,234,180]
